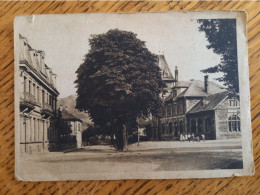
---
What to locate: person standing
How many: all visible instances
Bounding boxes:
[188,133,191,142]
[201,133,205,142]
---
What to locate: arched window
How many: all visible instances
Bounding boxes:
[169,122,173,134]
[228,115,240,132]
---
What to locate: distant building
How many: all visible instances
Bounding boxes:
[142,54,241,141]
[59,106,83,148]
[159,73,241,141]
[139,54,176,140]
[187,91,241,140]
[157,55,176,98]
[160,75,227,140]
[19,34,59,154]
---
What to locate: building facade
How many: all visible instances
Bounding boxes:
[159,73,241,140]
[19,34,59,154]
[60,106,83,148]
[160,75,228,140]
[187,91,241,140]
[140,54,241,141]
[140,54,176,140]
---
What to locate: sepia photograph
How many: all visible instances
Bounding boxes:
[14,11,254,181]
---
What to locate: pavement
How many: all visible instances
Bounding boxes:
[17,139,243,180]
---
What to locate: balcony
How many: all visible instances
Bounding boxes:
[20,92,37,111]
[41,103,54,118]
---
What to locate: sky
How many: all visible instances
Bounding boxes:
[16,13,224,98]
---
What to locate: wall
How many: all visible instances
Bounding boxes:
[215,98,241,139]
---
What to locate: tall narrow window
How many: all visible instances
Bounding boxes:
[161,124,165,134]
[42,90,45,106]
[169,122,173,134]
[49,94,52,105]
[34,118,36,141]
[37,86,39,103]
[29,80,31,94]
[24,77,27,93]
[33,83,36,96]
[228,115,240,132]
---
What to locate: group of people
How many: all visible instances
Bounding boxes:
[179,133,205,142]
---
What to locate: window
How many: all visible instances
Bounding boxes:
[174,122,178,137]
[49,94,52,105]
[161,124,165,134]
[29,80,31,94]
[228,115,240,132]
[34,119,37,141]
[179,104,183,115]
[24,77,27,93]
[230,99,238,106]
[78,123,81,131]
[164,105,167,117]
[167,104,172,116]
[174,104,177,115]
[38,119,40,141]
[42,90,45,106]
[33,83,36,96]
[37,86,40,103]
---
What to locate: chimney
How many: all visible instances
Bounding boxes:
[204,75,209,93]
[175,66,178,82]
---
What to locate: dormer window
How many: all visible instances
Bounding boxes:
[229,100,237,106]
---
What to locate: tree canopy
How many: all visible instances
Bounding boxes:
[198,19,239,94]
[75,29,166,150]
[56,110,72,137]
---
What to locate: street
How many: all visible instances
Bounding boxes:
[17,139,242,179]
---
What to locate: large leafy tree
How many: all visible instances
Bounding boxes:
[75,29,165,151]
[55,110,72,146]
[198,19,239,94]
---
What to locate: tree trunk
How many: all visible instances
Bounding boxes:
[117,123,128,151]
[122,124,127,151]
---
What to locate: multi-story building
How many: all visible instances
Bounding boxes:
[18,34,59,154]
[160,75,227,140]
[139,54,176,140]
[187,91,241,140]
[140,54,241,141]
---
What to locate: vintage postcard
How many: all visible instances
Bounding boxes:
[14,11,254,181]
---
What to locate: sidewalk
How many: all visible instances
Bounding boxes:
[128,138,242,151]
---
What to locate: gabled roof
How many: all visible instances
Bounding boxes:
[19,34,57,90]
[177,80,226,98]
[158,55,175,82]
[61,109,82,122]
[163,80,226,102]
[188,91,229,114]
[174,81,191,88]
